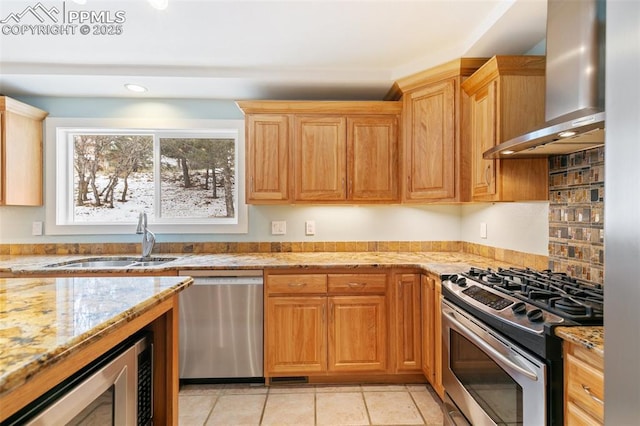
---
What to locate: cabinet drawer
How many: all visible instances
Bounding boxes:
[267,274,327,295]
[328,274,387,295]
[566,400,602,426]
[565,350,604,422]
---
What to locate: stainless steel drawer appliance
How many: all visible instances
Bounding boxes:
[178,270,263,380]
[3,332,153,425]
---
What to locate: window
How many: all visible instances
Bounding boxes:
[45,118,247,235]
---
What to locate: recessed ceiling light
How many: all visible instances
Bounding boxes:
[148,0,169,10]
[558,130,577,138]
[502,150,515,155]
[125,83,148,93]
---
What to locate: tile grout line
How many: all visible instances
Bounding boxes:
[257,386,270,426]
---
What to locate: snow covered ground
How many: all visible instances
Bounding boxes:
[73,171,233,222]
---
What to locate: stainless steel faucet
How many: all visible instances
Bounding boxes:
[136,212,156,259]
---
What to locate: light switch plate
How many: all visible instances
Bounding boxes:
[305,220,316,236]
[271,220,286,235]
[480,222,487,239]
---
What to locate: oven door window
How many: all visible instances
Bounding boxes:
[451,329,523,425]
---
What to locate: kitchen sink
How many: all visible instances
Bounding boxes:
[44,257,177,269]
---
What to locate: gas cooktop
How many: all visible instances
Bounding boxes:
[464,267,603,324]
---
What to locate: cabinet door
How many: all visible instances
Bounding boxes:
[265,296,327,375]
[0,111,4,204]
[421,275,435,383]
[404,79,456,201]
[470,80,498,199]
[294,116,346,201]
[394,273,422,372]
[245,114,290,202]
[348,116,398,202]
[328,295,387,373]
[2,110,43,206]
[433,278,444,399]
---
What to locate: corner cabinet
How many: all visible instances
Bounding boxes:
[237,101,401,204]
[461,56,548,201]
[0,96,48,206]
[391,272,422,374]
[389,58,487,202]
[421,272,444,399]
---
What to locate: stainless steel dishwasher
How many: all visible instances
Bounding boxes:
[178,270,263,380]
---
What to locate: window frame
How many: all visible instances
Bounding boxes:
[44,117,248,235]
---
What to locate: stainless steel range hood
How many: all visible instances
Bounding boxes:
[484,0,606,159]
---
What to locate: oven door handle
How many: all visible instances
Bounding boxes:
[443,309,539,382]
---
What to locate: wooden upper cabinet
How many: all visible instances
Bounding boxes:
[391,58,487,202]
[348,116,398,202]
[0,97,48,206]
[245,114,290,202]
[294,116,347,201]
[403,80,455,201]
[469,81,498,198]
[237,101,401,204]
[462,56,549,201]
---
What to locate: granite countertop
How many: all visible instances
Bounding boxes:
[555,326,604,358]
[0,251,514,275]
[0,275,193,395]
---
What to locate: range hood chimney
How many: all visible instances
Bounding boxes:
[484,0,606,159]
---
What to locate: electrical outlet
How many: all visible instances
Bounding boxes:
[32,221,43,236]
[271,220,286,235]
[305,220,316,236]
[480,222,487,239]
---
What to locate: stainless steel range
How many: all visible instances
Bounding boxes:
[441,267,604,425]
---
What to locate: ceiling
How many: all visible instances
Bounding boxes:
[0,0,547,100]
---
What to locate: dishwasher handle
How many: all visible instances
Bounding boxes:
[190,276,264,286]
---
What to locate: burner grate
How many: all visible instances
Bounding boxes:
[463,267,604,323]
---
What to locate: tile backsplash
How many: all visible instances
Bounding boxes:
[548,147,604,284]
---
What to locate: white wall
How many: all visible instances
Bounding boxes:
[460,202,549,255]
[0,96,549,255]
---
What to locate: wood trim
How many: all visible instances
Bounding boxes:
[0,297,176,422]
[236,100,402,115]
[461,55,545,96]
[148,294,180,425]
[394,58,489,94]
[0,96,48,120]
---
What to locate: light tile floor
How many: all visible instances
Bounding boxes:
[179,383,444,425]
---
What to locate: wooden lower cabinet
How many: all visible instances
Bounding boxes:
[328,295,387,372]
[421,273,444,398]
[264,270,388,380]
[392,272,422,373]
[564,342,604,425]
[266,296,327,375]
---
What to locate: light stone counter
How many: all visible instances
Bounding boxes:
[0,276,192,397]
[1,251,515,275]
[555,326,604,358]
